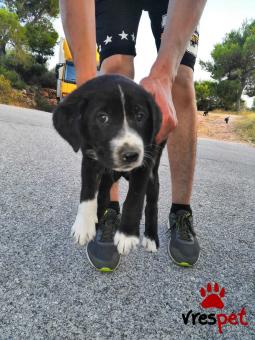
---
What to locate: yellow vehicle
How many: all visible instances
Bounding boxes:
[55,38,99,102]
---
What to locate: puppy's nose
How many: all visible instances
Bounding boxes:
[121,151,139,163]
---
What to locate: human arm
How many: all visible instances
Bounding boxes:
[141,0,207,143]
[59,0,97,86]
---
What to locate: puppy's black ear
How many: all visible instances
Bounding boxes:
[146,93,162,140]
[53,94,87,152]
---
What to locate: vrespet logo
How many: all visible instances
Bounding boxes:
[182,282,249,334]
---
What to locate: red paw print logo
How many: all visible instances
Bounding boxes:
[200,282,225,309]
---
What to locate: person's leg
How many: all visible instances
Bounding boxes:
[101,54,135,79]
[167,65,197,205]
[148,1,200,266]
[167,65,200,266]
[147,1,198,205]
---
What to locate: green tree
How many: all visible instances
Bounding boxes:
[201,20,255,111]
[25,19,58,63]
[0,8,26,56]
[4,0,59,23]
[215,80,242,110]
[4,0,59,64]
[195,80,218,110]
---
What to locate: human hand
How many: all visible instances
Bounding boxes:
[140,75,177,143]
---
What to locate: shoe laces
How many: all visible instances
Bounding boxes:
[169,212,196,241]
[100,209,120,242]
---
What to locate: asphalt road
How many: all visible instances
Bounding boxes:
[0,104,254,339]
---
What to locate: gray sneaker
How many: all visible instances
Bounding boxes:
[167,210,200,267]
[86,209,121,272]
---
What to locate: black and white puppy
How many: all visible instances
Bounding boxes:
[53,75,165,255]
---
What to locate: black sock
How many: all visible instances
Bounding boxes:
[108,201,120,214]
[171,203,192,215]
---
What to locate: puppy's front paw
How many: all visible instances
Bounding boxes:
[114,231,139,255]
[71,201,97,246]
[142,236,157,253]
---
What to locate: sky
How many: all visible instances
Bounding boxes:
[49,0,255,105]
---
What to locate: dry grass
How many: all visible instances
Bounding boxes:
[0,75,30,108]
[234,113,255,143]
[197,111,243,142]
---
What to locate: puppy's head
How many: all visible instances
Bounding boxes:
[53,75,161,171]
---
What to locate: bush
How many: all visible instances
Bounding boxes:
[234,113,255,143]
[0,49,57,89]
[22,62,47,85]
[0,52,51,87]
[0,74,24,104]
[38,70,56,89]
[20,63,55,88]
[0,66,27,89]
[0,74,13,104]
[34,91,54,112]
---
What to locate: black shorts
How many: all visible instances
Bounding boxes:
[96,0,199,70]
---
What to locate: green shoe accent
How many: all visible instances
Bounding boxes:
[177,261,192,267]
[168,250,195,268]
[98,267,114,272]
[103,209,109,217]
[169,252,194,267]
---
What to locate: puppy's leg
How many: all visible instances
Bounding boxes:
[142,172,160,252]
[71,158,102,245]
[114,167,150,255]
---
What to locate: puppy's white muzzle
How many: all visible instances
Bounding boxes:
[110,128,144,172]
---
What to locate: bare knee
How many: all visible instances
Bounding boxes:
[173,65,196,107]
[101,54,134,79]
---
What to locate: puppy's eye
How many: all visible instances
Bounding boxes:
[135,111,145,122]
[97,112,109,124]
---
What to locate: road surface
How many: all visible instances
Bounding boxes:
[0,104,254,339]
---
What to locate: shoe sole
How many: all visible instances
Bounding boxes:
[167,219,200,268]
[85,245,121,273]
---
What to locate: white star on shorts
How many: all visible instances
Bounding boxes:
[104,35,112,45]
[131,33,135,41]
[118,30,128,40]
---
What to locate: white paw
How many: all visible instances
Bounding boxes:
[71,200,97,246]
[114,231,139,255]
[142,236,157,252]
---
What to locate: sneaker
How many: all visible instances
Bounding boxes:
[167,210,200,267]
[86,209,121,272]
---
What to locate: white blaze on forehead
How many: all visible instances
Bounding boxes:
[118,84,127,127]
[110,84,144,170]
